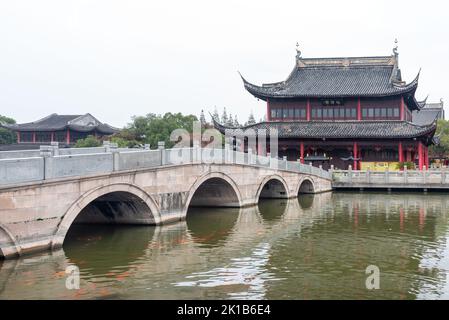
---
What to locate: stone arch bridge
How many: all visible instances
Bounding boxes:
[0,146,331,258]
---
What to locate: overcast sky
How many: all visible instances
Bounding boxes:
[1,0,448,128]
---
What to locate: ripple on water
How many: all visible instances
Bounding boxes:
[2,192,449,299]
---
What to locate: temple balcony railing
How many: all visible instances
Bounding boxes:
[0,142,331,186]
[331,167,449,187]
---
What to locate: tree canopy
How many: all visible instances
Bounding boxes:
[429,119,449,159]
[127,112,198,148]
[0,115,16,145]
[74,135,102,148]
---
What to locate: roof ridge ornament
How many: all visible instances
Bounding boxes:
[393,38,398,57]
[295,42,301,59]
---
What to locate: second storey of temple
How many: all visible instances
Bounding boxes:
[214,44,438,171]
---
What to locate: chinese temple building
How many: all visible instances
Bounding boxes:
[214,45,437,171]
[1,113,119,148]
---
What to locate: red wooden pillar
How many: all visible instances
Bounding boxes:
[51,132,55,142]
[300,142,304,164]
[266,99,271,121]
[306,99,311,121]
[357,98,361,121]
[418,142,423,171]
[66,130,71,145]
[32,132,36,143]
[353,142,358,170]
[425,145,429,169]
[17,131,21,143]
[400,97,405,120]
[398,142,403,162]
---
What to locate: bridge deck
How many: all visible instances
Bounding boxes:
[0,146,331,187]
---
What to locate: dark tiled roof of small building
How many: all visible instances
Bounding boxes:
[241,54,421,109]
[213,118,436,141]
[413,100,445,125]
[2,113,119,134]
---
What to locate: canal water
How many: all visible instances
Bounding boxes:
[1,192,449,299]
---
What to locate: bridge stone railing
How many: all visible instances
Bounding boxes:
[0,142,331,186]
[332,167,449,187]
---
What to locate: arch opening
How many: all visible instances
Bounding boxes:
[298,179,315,194]
[188,178,240,208]
[63,191,156,248]
[71,191,156,225]
[259,179,288,199]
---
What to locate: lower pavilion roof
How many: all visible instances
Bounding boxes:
[1,113,119,135]
[213,119,437,142]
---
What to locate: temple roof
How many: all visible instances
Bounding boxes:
[413,99,445,125]
[241,53,422,110]
[213,118,436,143]
[1,113,119,134]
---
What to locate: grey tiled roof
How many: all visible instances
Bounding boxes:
[412,101,445,125]
[2,113,119,134]
[213,119,436,140]
[241,55,420,104]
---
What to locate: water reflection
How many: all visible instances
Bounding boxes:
[258,199,287,222]
[65,225,155,277]
[186,207,240,247]
[1,192,449,299]
[298,194,314,209]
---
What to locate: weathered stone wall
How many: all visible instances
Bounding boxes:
[0,157,44,185]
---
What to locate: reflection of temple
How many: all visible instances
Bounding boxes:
[215,45,437,170]
[265,193,449,299]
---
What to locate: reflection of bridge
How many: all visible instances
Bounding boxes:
[0,146,332,258]
[0,194,333,299]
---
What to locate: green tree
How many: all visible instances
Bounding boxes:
[127,112,198,149]
[233,115,240,127]
[0,115,17,145]
[110,129,141,148]
[247,111,256,125]
[212,107,219,122]
[429,119,449,159]
[74,135,102,148]
[199,109,207,127]
[221,107,228,124]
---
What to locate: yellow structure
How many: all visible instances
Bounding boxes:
[360,162,400,171]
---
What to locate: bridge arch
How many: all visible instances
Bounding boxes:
[0,224,20,258]
[297,178,315,194]
[51,183,160,249]
[256,175,290,202]
[183,172,243,215]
